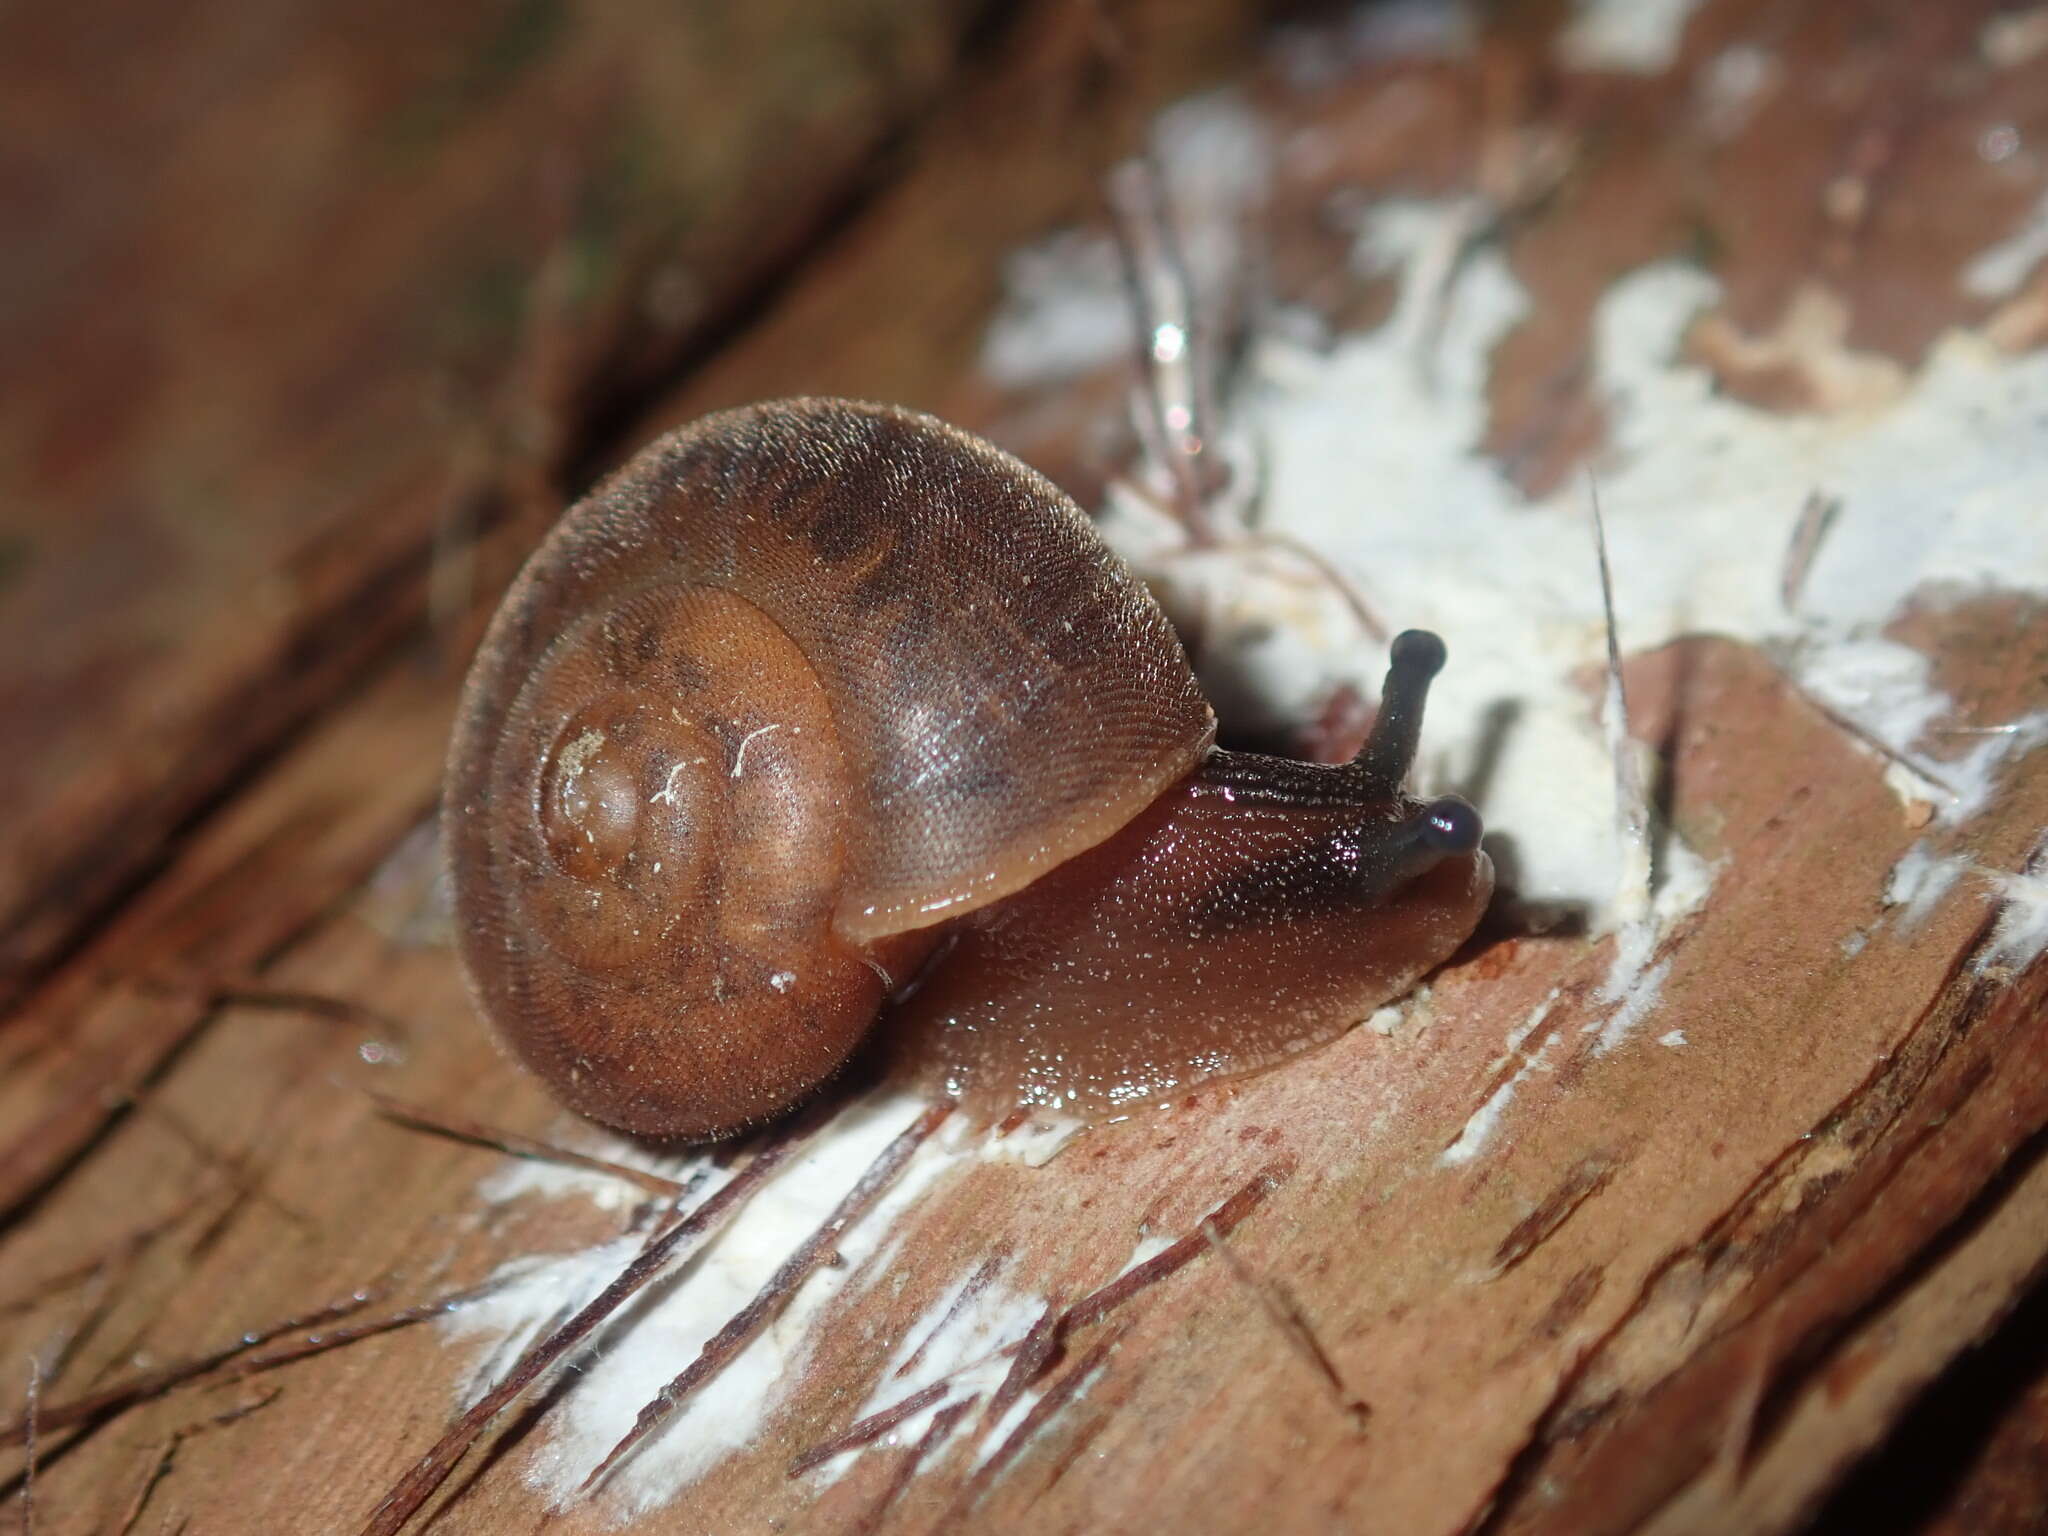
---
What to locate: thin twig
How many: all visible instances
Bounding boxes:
[115,1439,176,1536]
[131,972,412,1045]
[850,1395,978,1536]
[976,1298,1062,1440]
[0,1200,202,1320]
[1589,479,1652,927]
[4,1287,349,1445]
[1201,1221,1368,1431]
[1241,532,1388,643]
[1063,1161,1291,1334]
[2,1281,488,1444]
[787,1382,949,1477]
[357,1114,824,1536]
[1795,686,1964,805]
[893,1252,1004,1381]
[34,1258,123,1393]
[214,1284,500,1384]
[1780,490,1842,611]
[366,1089,697,1200]
[581,1104,953,1493]
[21,1358,39,1536]
[1115,470,1388,666]
[928,1322,1132,1536]
[113,1388,282,1536]
[1108,158,1226,542]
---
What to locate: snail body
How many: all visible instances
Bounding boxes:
[446,398,1491,1140]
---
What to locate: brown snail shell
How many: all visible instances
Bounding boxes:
[446,398,1214,1138]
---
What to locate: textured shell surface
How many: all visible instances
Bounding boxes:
[442,398,1216,1135]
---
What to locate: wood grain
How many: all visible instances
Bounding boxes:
[4,2,2047,1533]
[0,0,988,1006]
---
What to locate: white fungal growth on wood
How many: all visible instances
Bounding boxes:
[1074,167,2046,1092]
[441,1103,1257,1515]
[1962,188,2048,300]
[1556,0,1704,75]
[978,1110,1088,1167]
[1977,836,2048,974]
[1441,993,1561,1167]
[1883,841,1975,933]
[1591,958,1675,1056]
[434,68,2048,1521]
[1441,1027,1558,1168]
[979,229,1132,390]
[1092,196,2048,936]
[443,1095,973,1519]
[798,1266,1051,1485]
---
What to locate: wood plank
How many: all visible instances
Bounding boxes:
[0,0,987,1004]
[5,3,2048,1534]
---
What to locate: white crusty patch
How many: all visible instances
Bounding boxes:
[1883,840,1975,933]
[443,1103,1217,1514]
[978,91,1271,392]
[1441,1032,1558,1168]
[444,1096,975,1521]
[1695,43,1781,141]
[1557,0,1703,75]
[1591,958,1674,1056]
[979,229,1131,390]
[1098,199,2048,934]
[1440,994,1560,1167]
[1978,837,2048,973]
[798,1265,1050,1485]
[1962,188,2048,301]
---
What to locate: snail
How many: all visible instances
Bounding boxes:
[445,398,1493,1140]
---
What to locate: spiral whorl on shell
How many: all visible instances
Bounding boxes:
[445,399,1214,1139]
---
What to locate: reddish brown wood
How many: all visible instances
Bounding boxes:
[4,4,2047,1536]
[0,0,989,1007]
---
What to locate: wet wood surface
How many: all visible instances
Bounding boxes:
[5,2,2048,1534]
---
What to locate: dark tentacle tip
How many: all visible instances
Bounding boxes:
[1418,795,1483,856]
[1352,629,1454,795]
[1389,629,1447,679]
